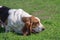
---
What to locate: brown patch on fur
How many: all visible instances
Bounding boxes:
[22,17,32,35]
[30,16,39,28]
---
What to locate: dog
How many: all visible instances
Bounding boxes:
[0,6,45,35]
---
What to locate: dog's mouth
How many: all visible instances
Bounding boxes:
[32,28,45,33]
[32,29,39,33]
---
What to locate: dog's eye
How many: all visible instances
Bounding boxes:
[33,22,38,25]
[33,22,36,25]
[36,22,39,24]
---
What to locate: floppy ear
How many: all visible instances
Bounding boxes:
[30,16,38,23]
[30,16,37,23]
[30,16,37,27]
[22,17,32,35]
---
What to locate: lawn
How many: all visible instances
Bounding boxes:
[0,0,60,40]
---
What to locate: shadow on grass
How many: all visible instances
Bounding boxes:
[13,31,39,36]
[14,33,24,36]
[0,26,40,36]
[0,26,5,33]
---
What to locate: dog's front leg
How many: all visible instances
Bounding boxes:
[5,25,11,32]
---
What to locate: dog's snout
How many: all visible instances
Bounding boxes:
[42,28,45,31]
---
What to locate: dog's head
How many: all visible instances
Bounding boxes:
[30,16,45,33]
[22,16,45,35]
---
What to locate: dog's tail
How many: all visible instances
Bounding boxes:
[0,6,2,8]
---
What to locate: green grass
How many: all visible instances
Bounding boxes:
[0,0,60,40]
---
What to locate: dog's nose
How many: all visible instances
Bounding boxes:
[42,28,45,31]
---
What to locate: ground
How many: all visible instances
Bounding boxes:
[0,0,60,40]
